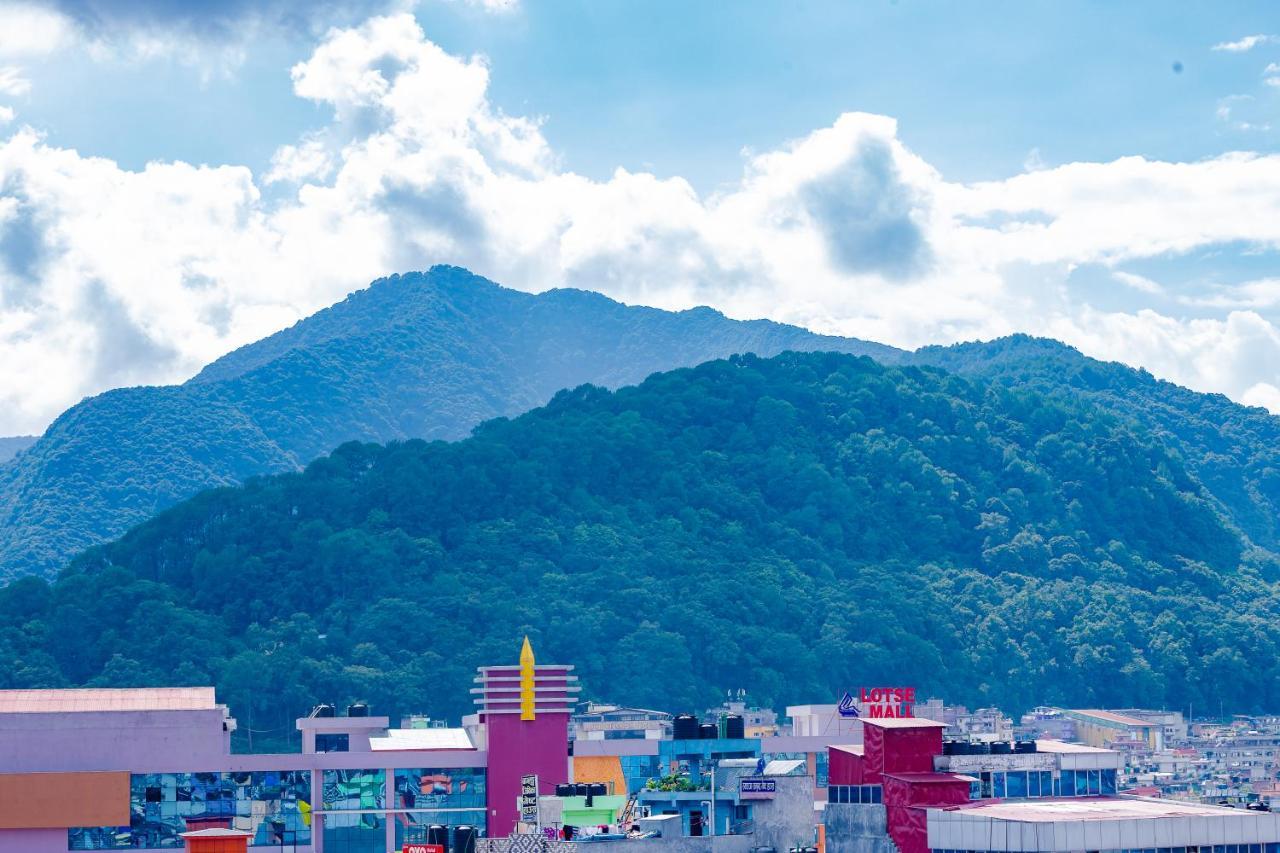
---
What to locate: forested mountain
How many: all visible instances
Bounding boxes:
[910,336,1280,554]
[0,437,35,465]
[3,351,1276,751]
[0,266,895,583]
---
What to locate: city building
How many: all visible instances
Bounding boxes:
[703,691,779,738]
[570,704,672,742]
[823,718,1280,853]
[1016,708,1077,743]
[1060,710,1165,753]
[0,638,576,853]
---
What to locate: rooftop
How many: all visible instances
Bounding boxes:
[943,797,1259,823]
[369,728,475,751]
[1033,739,1115,754]
[1068,709,1156,727]
[884,772,978,784]
[0,687,218,713]
[830,744,864,756]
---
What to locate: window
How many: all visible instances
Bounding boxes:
[1005,771,1027,798]
[69,771,312,850]
[316,733,350,753]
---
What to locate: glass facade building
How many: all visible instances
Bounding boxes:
[321,769,385,853]
[392,767,487,849]
[68,771,311,850]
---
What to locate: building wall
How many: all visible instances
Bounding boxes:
[0,772,130,830]
[0,710,232,773]
[751,774,819,851]
[571,756,627,796]
[822,804,896,853]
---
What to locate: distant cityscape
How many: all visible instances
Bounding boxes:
[2,642,1279,853]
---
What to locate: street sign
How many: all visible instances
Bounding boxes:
[520,773,539,825]
[739,777,777,799]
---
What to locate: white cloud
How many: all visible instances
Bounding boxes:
[1180,278,1280,309]
[0,66,30,96]
[0,2,76,58]
[264,135,334,184]
[1112,271,1163,295]
[0,106,12,123]
[1212,34,1276,52]
[7,13,1280,433]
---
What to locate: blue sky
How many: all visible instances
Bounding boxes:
[3,0,1280,433]
[15,1,1280,184]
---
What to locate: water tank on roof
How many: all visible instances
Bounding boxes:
[575,783,590,798]
[674,715,699,740]
[942,741,959,756]
[991,742,1011,755]
[1014,740,1037,754]
[348,702,369,717]
[699,723,718,740]
[556,784,574,797]
[725,715,745,739]
[428,825,448,850]
[455,825,477,853]
[310,704,336,718]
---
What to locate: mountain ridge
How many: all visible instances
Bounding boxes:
[0,265,897,582]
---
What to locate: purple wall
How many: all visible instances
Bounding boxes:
[485,711,570,837]
[0,829,68,853]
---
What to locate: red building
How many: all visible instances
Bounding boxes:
[827,717,973,853]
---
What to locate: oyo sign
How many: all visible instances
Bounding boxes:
[403,845,445,853]
[859,686,915,718]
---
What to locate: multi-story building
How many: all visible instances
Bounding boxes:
[570,703,672,741]
[0,639,578,853]
[823,717,1280,853]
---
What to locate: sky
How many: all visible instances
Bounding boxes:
[2,1,1280,434]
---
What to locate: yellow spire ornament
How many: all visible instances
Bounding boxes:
[519,635,536,720]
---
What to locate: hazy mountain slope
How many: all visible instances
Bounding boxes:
[0,266,896,582]
[0,437,36,465]
[3,352,1272,751]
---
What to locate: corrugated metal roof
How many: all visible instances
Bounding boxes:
[762,759,806,776]
[944,796,1258,822]
[0,687,218,713]
[369,728,475,751]
[1070,709,1155,727]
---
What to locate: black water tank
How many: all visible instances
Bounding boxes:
[575,783,590,798]
[674,714,699,740]
[725,715,745,739]
[556,784,574,797]
[311,704,335,718]
[942,741,958,756]
[348,702,369,717]
[991,742,1011,755]
[699,723,718,739]
[428,825,449,849]
[590,783,607,797]
[455,825,477,853]
[1014,740,1037,754]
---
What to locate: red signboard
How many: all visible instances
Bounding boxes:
[860,686,915,718]
[403,845,445,853]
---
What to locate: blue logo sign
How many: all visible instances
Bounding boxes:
[837,692,860,719]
